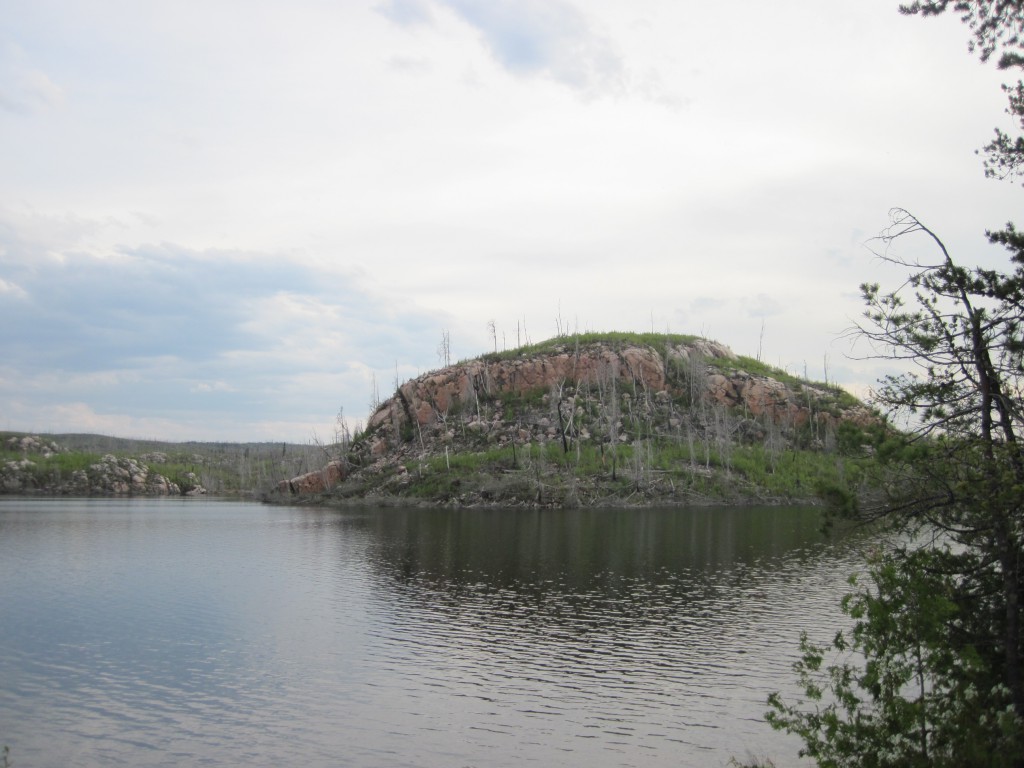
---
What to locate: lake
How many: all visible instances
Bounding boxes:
[0,497,871,767]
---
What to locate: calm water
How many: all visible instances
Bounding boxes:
[0,497,871,767]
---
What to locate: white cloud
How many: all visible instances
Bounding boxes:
[0,0,1019,440]
[0,43,64,115]
[377,0,435,27]
[0,276,27,300]
[387,55,432,73]
[438,0,623,93]
[0,213,447,441]
[190,381,237,394]
[746,295,785,319]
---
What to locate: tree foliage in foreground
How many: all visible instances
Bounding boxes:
[767,1,1024,761]
[768,209,1024,765]
[901,0,1024,183]
[769,549,1022,767]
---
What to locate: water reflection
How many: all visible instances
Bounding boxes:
[0,499,867,768]
[359,505,831,583]
[320,506,862,765]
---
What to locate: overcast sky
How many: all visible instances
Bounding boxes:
[1,0,1020,443]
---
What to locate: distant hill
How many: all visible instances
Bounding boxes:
[273,332,881,508]
[1,433,325,496]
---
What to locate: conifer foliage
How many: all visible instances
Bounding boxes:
[768,3,1024,765]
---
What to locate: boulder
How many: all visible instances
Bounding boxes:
[282,460,347,495]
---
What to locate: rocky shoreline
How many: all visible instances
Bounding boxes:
[2,435,207,496]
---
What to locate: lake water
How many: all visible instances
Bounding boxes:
[0,497,871,767]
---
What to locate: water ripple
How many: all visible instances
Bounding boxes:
[0,499,871,767]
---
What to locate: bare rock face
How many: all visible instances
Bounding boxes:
[707,373,808,425]
[666,339,737,363]
[84,455,182,496]
[280,336,879,498]
[367,343,691,433]
[181,472,208,496]
[278,460,347,495]
[362,338,862,440]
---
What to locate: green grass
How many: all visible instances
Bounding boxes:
[477,331,704,364]
[495,386,549,410]
[711,355,863,411]
[386,432,870,506]
[0,449,103,484]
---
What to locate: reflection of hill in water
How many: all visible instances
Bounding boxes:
[303,505,866,763]
[310,505,862,640]
[358,506,835,588]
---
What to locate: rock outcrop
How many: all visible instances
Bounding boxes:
[277,335,879,504]
[1,438,208,496]
[6,435,65,457]
[355,338,874,459]
[75,454,182,496]
[276,460,347,495]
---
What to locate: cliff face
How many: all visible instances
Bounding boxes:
[278,336,878,506]
[358,338,872,455]
[367,341,683,433]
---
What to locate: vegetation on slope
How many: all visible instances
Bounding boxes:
[281,332,883,508]
[0,433,328,496]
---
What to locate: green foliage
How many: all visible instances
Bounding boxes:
[386,432,867,507]
[768,550,1024,767]
[713,354,803,386]
[0,432,328,495]
[835,420,872,457]
[0,449,102,485]
[781,214,1024,764]
[731,445,851,494]
[901,1,1024,181]
[478,330,702,363]
[769,4,1024,752]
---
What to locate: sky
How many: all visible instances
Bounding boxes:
[1,0,1021,443]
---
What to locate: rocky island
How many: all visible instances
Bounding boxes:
[275,333,879,507]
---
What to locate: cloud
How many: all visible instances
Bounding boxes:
[0,44,64,115]
[3,0,1020,442]
[445,0,622,91]
[3,245,283,370]
[745,294,785,318]
[0,213,448,441]
[190,381,237,394]
[380,0,623,94]
[376,0,435,27]
[691,297,727,313]
[387,55,432,74]
[0,204,107,264]
[0,276,27,300]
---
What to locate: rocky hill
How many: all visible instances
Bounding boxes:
[275,333,880,507]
